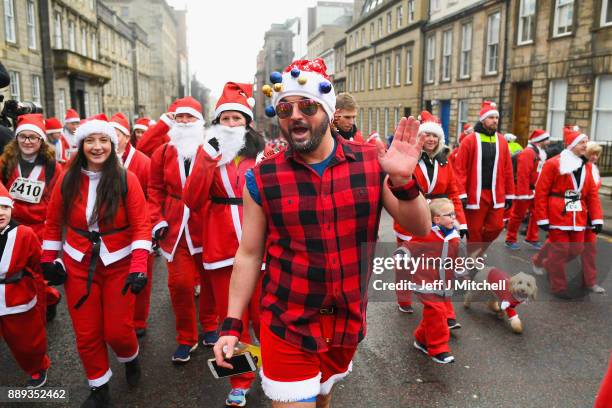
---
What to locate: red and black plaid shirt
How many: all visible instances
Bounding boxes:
[252,134,386,352]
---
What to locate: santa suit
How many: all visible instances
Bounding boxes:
[0,223,51,377]
[52,133,72,163]
[42,170,151,386]
[487,268,525,320]
[455,132,515,250]
[136,116,172,158]
[533,153,603,293]
[506,144,546,244]
[581,163,602,288]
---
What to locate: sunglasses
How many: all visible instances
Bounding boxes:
[275,99,320,119]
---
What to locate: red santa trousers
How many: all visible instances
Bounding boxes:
[133,253,155,330]
[64,255,138,386]
[197,261,218,333]
[536,229,585,293]
[0,306,51,376]
[581,229,598,288]
[506,199,539,243]
[466,189,505,254]
[595,352,612,408]
[414,294,452,356]
[209,265,261,389]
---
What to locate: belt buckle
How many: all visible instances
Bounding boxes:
[319,306,335,315]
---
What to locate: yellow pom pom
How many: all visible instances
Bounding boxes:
[262,84,272,95]
[298,76,307,85]
[273,83,283,92]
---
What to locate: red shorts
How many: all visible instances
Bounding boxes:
[260,319,355,402]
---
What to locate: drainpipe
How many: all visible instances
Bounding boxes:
[498,0,510,130]
[38,0,55,116]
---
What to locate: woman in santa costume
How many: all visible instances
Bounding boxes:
[183,82,264,407]
[148,97,218,364]
[532,126,603,298]
[0,114,62,322]
[504,129,550,250]
[454,101,515,257]
[45,117,71,164]
[0,182,51,388]
[131,117,152,147]
[41,114,151,407]
[392,112,465,328]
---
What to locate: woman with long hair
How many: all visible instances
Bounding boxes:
[41,115,151,408]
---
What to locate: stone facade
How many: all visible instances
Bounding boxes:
[333,37,347,92]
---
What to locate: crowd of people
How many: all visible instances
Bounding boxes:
[0,58,610,408]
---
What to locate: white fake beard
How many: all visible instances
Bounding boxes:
[168,120,205,159]
[207,125,247,166]
[559,149,583,175]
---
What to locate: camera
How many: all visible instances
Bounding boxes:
[0,95,43,129]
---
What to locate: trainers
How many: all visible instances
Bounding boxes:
[81,383,111,408]
[431,352,455,364]
[398,304,414,314]
[588,284,606,294]
[504,241,520,250]
[413,340,428,356]
[194,284,201,297]
[135,328,147,338]
[172,343,198,364]
[225,388,249,407]
[531,263,545,276]
[447,319,461,330]
[26,370,47,388]
[125,357,141,387]
[524,240,543,250]
[202,331,219,347]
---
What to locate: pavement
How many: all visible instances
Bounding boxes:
[1,211,611,407]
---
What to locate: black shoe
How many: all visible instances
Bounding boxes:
[125,357,141,387]
[135,328,147,338]
[81,383,111,408]
[413,340,428,356]
[447,319,461,330]
[432,352,455,364]
[26,370,47,388]
[46,303,58,322]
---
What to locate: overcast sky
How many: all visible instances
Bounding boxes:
[166,0,353,102]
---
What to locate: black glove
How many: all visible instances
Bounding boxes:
[538,223,549,232]
[41,261,67,286]
[460,198,467,209]
[154,226,168,241]
[460,228,469,239]
[122,272,148,295]
[504,199,513,210]
[593,224,603,235]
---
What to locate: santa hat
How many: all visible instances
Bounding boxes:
[504,133,517,143]
[15,114,46,139]
[268,58,336,121]
[0,182,13,208]
[173,96,203,121]
[45,117,63,134]
[479,100,499,122]
[110,113,131,136]
[74,114,118,147]
[563,125,588,150]
[215,82,255,121]
[529,129,550,143]
[64,108,80,123]
[418,111,444,139]
[133,117,151,132]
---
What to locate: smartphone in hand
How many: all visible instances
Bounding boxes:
[208,352,258,379]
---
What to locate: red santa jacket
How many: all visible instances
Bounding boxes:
[448,148,459,175]
[487,268,522,320]
[534,153,603,231]
[41,170,151,272]
[393,154,467,241]
[515,144,545,200]
[53,134,72,163]
[122,143,150,199]
[454,133,515,209]
[184,145,258,270]
[0,223,42,316]
[1,159,62,240]
[136,116,172,157]
[149,143,205,261]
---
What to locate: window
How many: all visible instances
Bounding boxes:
[406,48,413,84]
[386,12,392,33]
[408,0,415,23]
[359,108,364,132]
[58,89,66,117]
[54,12,63,48]
[378,17,383,37]
[31,75,41,104]
[485,12,500,74]
[355,31,359,49]
[361,28,365,46]
[90,0,95,9]
[457,100,469,139]
[394,107,400,129]
[91,33,97,59]
[460,23,472,78]
[368,108,373,133]
[554,0,574,37]
[394,53,401,86]
[369,61,374,90]
[354,65,359,92]
[84,91,89,117]
[546,79,567,140]
[9,71,20,99]
[442,30,452,81]
[26,0,37,49]
[518,0,536,44]
[385,56,391,87]
[81,27,87,56]
[591,76,612,141]
[348,35,352,51]
[602,0,612,26]
[348,67,352,92]
[69,21,76,52]
[360,63,365,91]
[397,6,403,28]
[425,36,435,83]
[431,0,440,12]
[384,108,389,137]
[376,108,380,132]
[376,59,382,88]
[4,0,16,43]
[370,22,375,42]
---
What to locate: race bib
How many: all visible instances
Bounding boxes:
[564,190,582,212]
[9,177,45,204]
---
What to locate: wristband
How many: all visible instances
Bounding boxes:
[219,317,243,338]
[387,177,421,201]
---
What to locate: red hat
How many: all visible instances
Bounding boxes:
[563,125,587,149]
[134,117,151,132]
[529,129,550,143]
[75,113,117,147]
[173,97,203,121]
[418,111,444,139]
[45,117,63,135]
[463,123,474,132]
[110,112,131,136]
[15,114,46,139]
[0,182,13,208]
[64,108,80,123]
[479,100,499,122]
[215,82,255,120]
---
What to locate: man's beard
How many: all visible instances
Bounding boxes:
[168,120,205,159]
[206,125,247,166]
[281,119,328,154]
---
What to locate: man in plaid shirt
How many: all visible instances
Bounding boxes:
[213,59,430,407]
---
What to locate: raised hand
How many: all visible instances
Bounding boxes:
[375,116,424,186]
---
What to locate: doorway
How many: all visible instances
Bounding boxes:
[512,82,532,146]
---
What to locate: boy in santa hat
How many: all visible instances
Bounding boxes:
[45,117,71,164]
[0,182,51,388]
[63,109,80,147]
[131,117,152,147]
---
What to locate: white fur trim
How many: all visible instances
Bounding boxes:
[64,117,80,123]
[42,240,61,250]
[75,120,118,147]
[260,367,321,402]
[536,219,549,225]
[479,109,499,122]
[116,345,139,363]
[566,133,587,151]
[0,197,13,208]
[591,219,603,225]
[215,102,253,120]
[46,128,62,134]
[88,369,112,387]
[15,124,45,139]
[131,240,152,252]
[152,220,168,237]
[133,124,148,131]
[110,122,129,136]
[320,361,353,395]
[160,114,173,127]
[530,132,550,143]
[418,121,444,139]
[175,107,204,121]
[203,257,235,270]
[559,149,583,175]
[394,231,412,241]
[271,70,336,121]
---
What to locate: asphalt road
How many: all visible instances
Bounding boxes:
[2,211,611,407]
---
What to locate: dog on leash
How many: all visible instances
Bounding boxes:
[463,267,537,334]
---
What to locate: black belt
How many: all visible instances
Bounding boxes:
[211,197,243,205]
[70,225,129,309]
[0,269,31,284]
[424,193,449,199]
[550,192,581,215]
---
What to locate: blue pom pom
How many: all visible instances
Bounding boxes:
[270,71,283,84]
[319,81,332,94]
[290,68,300,78]
[264,106,276,118]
